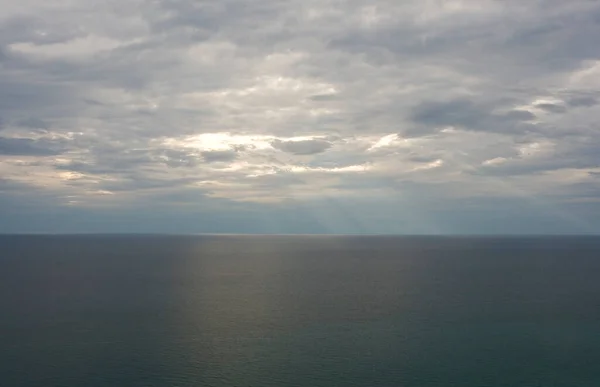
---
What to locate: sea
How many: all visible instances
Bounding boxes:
[1,235,600,387]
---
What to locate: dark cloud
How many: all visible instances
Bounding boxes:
[407,99,535,136]
[0,137,65,156]
[567,96,598,108]
[272,139,332,155]
[309,94,338,101]
[202,150,238,163]
[410,99,486,129]
[407,154,442,164]
[475,138,600,177]
[15,117,49,129]
[503,110,536,121]
[535,103,567,114]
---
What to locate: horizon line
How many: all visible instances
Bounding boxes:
[1,233,599,237]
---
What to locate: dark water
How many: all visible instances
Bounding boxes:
[2,235,600,387]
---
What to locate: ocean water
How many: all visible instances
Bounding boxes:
[1,235,600,387]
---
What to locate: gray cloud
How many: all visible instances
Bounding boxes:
[407,99,536,136]
[535,103,568,114]
[15,117,49,129]
[309,94,339,101]
[567,95,598,108]
[272,139,332,155]
[0,137,65,156]
[202,150,238,163]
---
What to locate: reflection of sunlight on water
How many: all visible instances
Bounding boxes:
[171,237,290,382]
[168,235,420,384]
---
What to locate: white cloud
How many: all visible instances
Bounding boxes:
[482,157,508,166]
[368,134,399,151]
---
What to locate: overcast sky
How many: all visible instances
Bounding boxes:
[2,0,600,234]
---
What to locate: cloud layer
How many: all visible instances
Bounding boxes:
[2,0,600,233]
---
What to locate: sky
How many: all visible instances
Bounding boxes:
[1,0,600,234]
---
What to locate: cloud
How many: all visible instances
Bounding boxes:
[15,117,49,129]
[0,137,65,156]
[407,99,536,135]
[534,102,567,114]
[308,93,339,101]
[271,139,332,155]
[567,95,598,108]
[202,150,238,163]
[2,0,600,232]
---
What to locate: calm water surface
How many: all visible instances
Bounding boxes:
[1,235,600,386]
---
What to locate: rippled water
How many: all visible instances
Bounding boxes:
[2,235,600,386]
